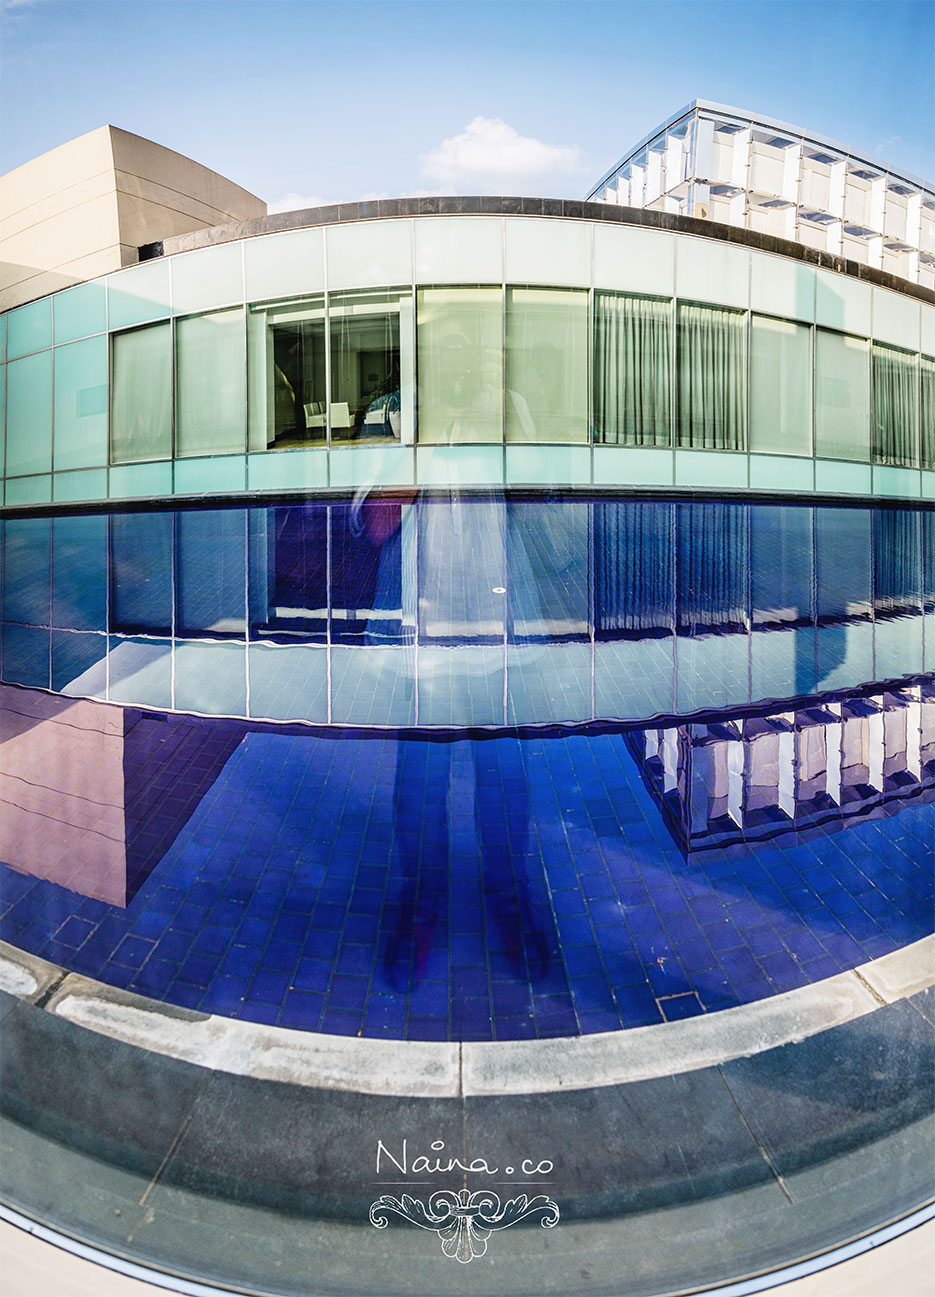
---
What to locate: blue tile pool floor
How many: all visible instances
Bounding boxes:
[2,721,932,1041]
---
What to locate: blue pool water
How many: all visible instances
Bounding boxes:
[1,495,933,1039]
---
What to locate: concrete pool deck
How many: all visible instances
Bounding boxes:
[3,1213,933,1297]
[1,935,932,1295]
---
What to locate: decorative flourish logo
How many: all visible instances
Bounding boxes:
[369,1188,560,1263]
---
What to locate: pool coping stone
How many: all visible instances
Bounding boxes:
[1,934,931,1098]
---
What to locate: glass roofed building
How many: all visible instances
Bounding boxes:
[588,99,935,289]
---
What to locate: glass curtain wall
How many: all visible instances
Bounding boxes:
[176,310,245,457]
[329,290,413,443]
[749,315,812,456]
[505,287,588,442]
[676,303,746,450]
[593,293,671,445]
[416,287,503,442]
[872,343,919,467]
[815,330,871,461]
[110,323,172,463]
[247,297,326,451]
[99,275,930,472]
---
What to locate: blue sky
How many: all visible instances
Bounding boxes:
[1,0,932,207]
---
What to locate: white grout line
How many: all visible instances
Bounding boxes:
[2,935,932,1099]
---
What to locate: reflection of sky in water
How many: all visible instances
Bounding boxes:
[0,497,932,1040]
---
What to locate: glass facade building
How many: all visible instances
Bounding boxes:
[1,126,933,1297]
[1,201,934,509]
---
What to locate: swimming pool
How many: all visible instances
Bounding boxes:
[2,494,932,1042]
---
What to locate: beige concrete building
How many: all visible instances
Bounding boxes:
[0,125,266,311]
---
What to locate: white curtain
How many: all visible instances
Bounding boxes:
[872,343,919,467]
[416,287,502,443]
[594,293,671,445]
[506,287,588,442]
[749,315,811,456]
[176,309,245,457]
[110,323,171,463]
[815,329,870,461]
[676,303,746,451]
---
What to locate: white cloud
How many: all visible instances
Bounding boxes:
[267,192,329,214]
[269,186,449,211]
[873,133,902,157]
[421,117,583,190]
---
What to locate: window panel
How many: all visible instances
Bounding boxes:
[330,501,403,642]
[108,260,171,331]
[53,281,107,344]
[176,309,245,457]
[248,503,329,641]
[676,303,746,450]
[750,315,812,456]
[53,335,108,470]
[815,506,871,621]
[110,323,171,464]
[416,287,503,443]
[329,290,413,445]
[872,344,919,468]
[171,243,243,316]
[815,329,870,461]
[594,292,671,446]
[6,351,52,476]
[248,298,326,451]
[506,287,588,442]
[7,298,51,359]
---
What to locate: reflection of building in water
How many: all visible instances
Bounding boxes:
[631,681,935,856]
[0,686,242,904]
[2,500,932,729]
